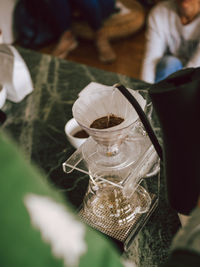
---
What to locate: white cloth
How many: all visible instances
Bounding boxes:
[0,44,33,103]
[141,0,200,83]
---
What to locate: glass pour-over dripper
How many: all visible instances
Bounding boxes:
[72,87,153,229]
[72,87,146,170]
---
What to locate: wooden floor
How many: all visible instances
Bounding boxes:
[39,27,146,80]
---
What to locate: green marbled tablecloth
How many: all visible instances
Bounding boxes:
[2,47,180,267]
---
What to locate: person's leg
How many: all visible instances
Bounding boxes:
[155,55,183,83]
[94,0,116,63]
[72,0,116,63]
[52,30,78,58]
[47,0,78,58]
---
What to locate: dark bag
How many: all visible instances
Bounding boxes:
[14,0,58,49]
[149,67,200,215]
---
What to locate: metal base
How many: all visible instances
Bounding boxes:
[79,193,158,251]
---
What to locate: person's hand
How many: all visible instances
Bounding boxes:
[176,0,200,25]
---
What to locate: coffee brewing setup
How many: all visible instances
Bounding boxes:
[63,85,160,250]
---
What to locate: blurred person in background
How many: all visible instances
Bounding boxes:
[51,0,117,63]
[14,0,117,63]
[141,0,200,83]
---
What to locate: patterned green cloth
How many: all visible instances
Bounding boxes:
[0,130,123,267]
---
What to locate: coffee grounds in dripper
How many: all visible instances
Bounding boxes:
[90,114,124,129]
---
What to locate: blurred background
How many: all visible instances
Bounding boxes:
[37,0,156,79]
